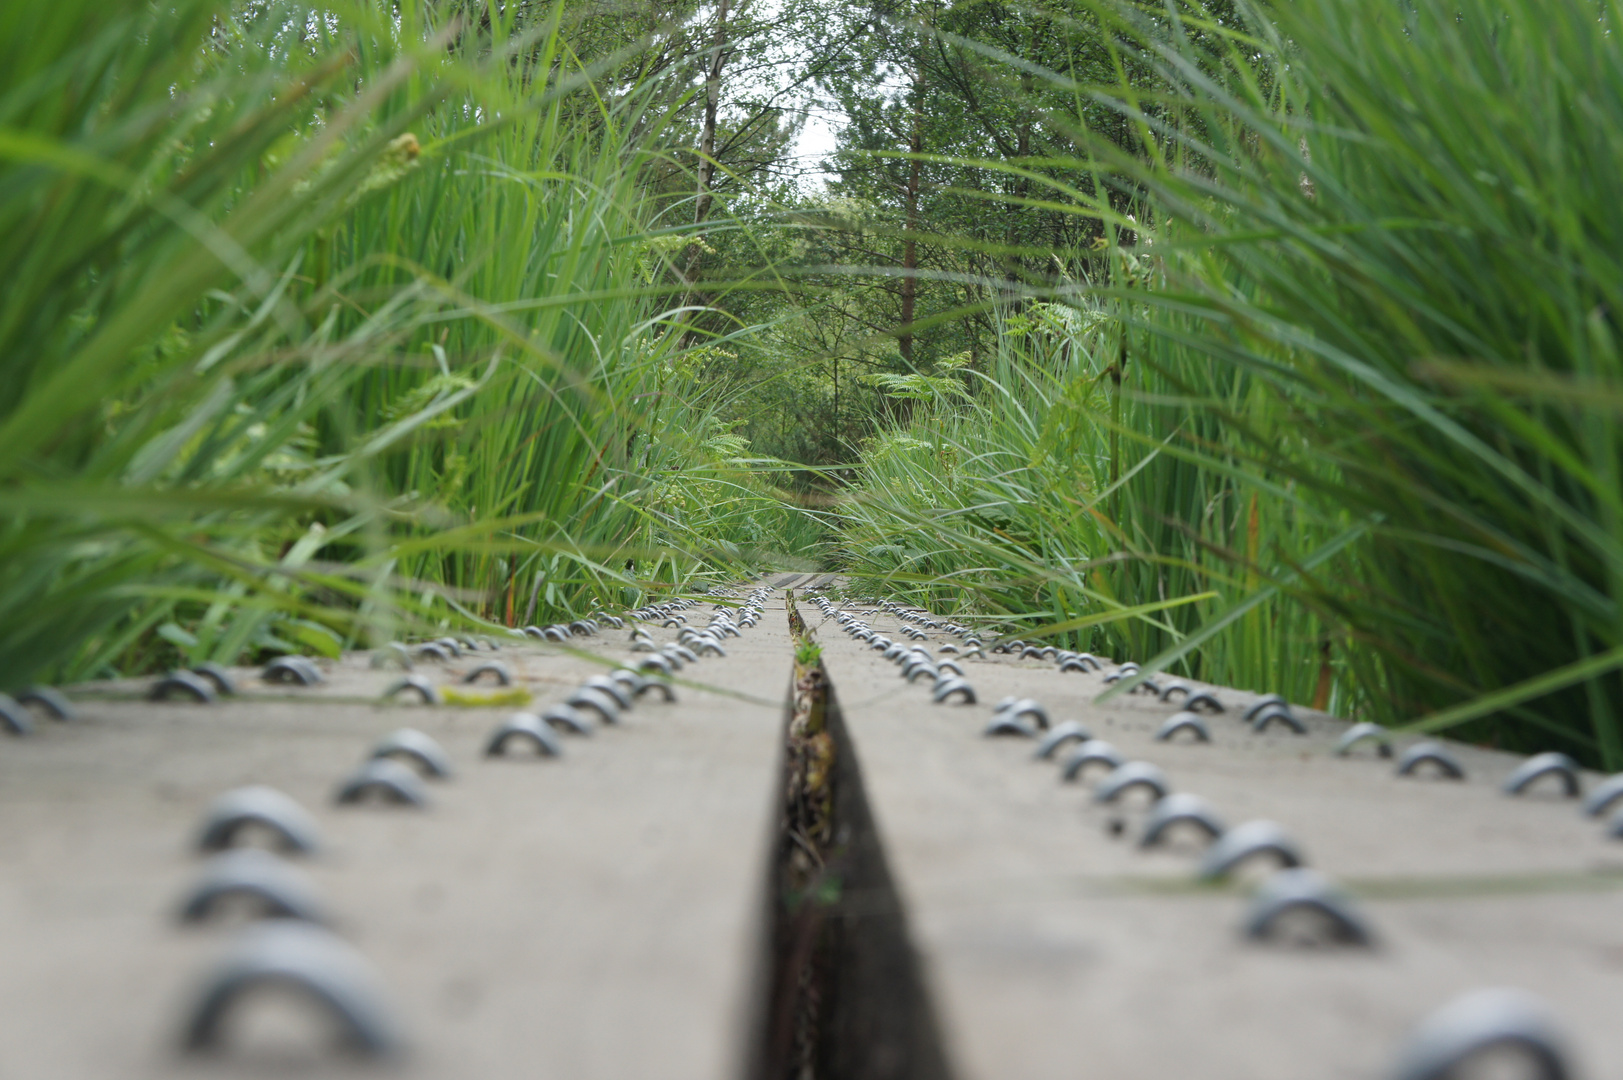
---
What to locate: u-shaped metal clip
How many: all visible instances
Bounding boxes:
[1156,712,1212,743]
[995,698,1050,730]
[150,671,218,703]
[178,849,328,926]
[582,676,632,709]
[1243,694,1287,720]
[933,678,977,704]
[1250,702,1305,734]
[370,729,452,779]
[486,714,563,757]
[1140,793,1225,848]
[1582,772,1623,817]
[1094,761,1171,804]
[985,714,1038,738]
[263,656,323,686]
[1502,752,1580,798]
[1390,988,1571,1080]
[1397,742,1466,780]
[334,759,427,807]
[189,665,237,697]
[19,685,74,718]
[1243,868,1373,947]
[1034,721,1092,760]
[566,688,621,725]
[637,655,675,677]
[462,661,512,686]
[539,704,594,736]
[381,675,441,705]
[179,922,403,1057]
[1061,740,1125,782]
[1198,820,1304,881]
[906,663,940,684]
[1182,690,1225,714]
[0,693,35,735]
[197,786,321,855]
[611,669,675,703]
[1335,722,1393,758]
[1159,680,1192,702]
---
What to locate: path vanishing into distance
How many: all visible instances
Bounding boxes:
[3,576,1621,1079]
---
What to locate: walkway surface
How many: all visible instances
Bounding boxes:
[810,596,1623,1080]
[0,597,793,1080]
[2,582,1620,1079]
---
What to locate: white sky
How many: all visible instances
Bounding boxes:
[789,106,841,191]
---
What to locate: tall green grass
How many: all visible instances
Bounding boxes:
[842,0,1623,765]
[840,292,1341,712]
[0,0,800,688]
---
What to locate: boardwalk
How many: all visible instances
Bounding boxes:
[810,594,1622,1080]
[2,582,1617,1078]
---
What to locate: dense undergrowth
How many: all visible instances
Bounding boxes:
[7,0,1620,771]
[842,0,1623,766]
[0,0,810,687]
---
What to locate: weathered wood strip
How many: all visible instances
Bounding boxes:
[811,597,1623,1080]
[0,604,792,1079]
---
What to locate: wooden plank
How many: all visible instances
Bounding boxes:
[0,610,793,1079]
[812,600,1623,1080]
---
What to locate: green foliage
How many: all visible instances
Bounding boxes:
[1104,0,1623,765]
[0,0,802,687]
[16,0,1621,779]
[843,0,1623,767]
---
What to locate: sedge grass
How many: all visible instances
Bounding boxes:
[0,0,801,687]
[841,0,1623,765]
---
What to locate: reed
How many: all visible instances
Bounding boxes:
[842,0,1623,764]
[0,0,785,686]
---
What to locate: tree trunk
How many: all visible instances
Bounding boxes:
[1004,71,1033,314]
[677,0,731,347]
[898,58,924,367]
[694,0,729,237]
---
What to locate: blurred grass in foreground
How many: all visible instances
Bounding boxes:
[0,0,815,687]
[841,0,1623,766]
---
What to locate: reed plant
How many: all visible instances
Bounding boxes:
[0,0,791,688]
[843,0,1623,764]
[840,294,1338,711]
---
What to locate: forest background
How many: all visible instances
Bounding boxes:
[4,0,1621,767]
